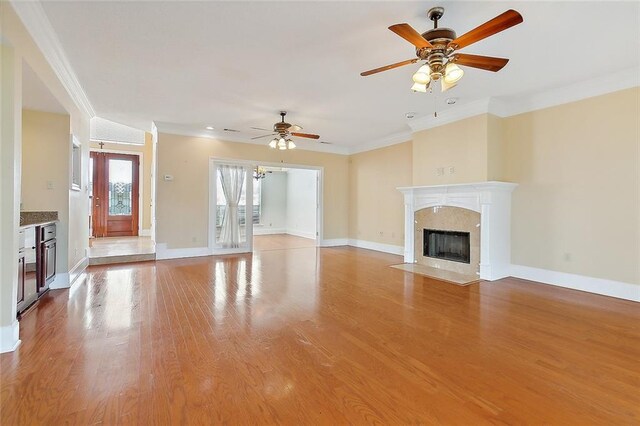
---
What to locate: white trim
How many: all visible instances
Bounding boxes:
[0,320,20,354]
[68,256,88,286]
[50,256,88,290]
[320,238,348,247]
[407,98,492,134]
[156,124,350,155]
[348,239,404,256]
[11,1,95,118]
[49,272,69,289]
[139,229,151,237]
[510,264,640,303]
[253,227,286,236]
[348,131,412,155]
[286,229,317,240]
[496,67,640,118]
[156,243,210,260]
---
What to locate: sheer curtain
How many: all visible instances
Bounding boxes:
[218,165,245,248]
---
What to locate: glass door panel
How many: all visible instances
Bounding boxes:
[213,163,253,254]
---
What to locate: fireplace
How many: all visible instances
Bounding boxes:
[398,182,517,281]
[424,229,471,264]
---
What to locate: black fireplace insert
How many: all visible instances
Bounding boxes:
[424,229,471,264]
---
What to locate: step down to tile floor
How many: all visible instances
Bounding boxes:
[89,253,156,266]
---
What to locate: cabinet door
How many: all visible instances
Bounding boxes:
[17,251,25,304]
[43,239,56,286]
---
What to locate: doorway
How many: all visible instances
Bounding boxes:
[90,152,140,237]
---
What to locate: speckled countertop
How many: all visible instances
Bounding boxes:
[19,211,58,228]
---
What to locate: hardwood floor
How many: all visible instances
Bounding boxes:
[253,234,316,251]
[1,246,639,424]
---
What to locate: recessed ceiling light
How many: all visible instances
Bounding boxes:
[405,112,416,119]
[446,98,457,105]
[205,126,214,130]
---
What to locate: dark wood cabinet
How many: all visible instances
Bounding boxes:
[17,250,25,305]
[43,239,56,286]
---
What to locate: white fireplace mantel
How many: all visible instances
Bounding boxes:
[398,181,518,281]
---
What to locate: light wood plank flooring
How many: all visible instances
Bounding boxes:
[1,246,639,424]
[253,234,316,251]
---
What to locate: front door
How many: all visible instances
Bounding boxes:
[91,152,139,237]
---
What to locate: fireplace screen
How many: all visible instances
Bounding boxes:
[424,229,471,264]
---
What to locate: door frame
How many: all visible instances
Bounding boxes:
[90,150,141,237]
[208,157,324,254]
[90,148,145,237]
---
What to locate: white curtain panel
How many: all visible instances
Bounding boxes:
[219,165,245,248]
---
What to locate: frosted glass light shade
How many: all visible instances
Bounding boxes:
[444,63,464,83]
[268,139,277,149]
[411,82,427,93]
[412,65,431,84]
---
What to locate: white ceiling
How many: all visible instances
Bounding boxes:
[22,60,67,114]
[39,1,640,148]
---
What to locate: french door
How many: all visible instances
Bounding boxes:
[91,152,139,237]
[211,162,253,254]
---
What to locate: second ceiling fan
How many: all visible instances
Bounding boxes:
[251,111,320,150]
[361,7,523,92]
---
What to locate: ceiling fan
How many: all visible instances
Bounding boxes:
[251,111,320,150]
[361,7,523,93]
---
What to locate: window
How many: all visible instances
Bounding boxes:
[216,173,261,226]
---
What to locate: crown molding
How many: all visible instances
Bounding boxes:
[493,67,640,117]
[347,130,412,155]
[154,122,350,156]
[11,1,95,119]
[407,97,492,134]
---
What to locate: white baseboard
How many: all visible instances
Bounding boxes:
[253,227,286,236]
[49,272,69,289]
[510,264,640,302]
[0,320,20,353]
[156,243,210,260]
[286,229,317,240]
[139,229,151,237]
[348,239,404,256]
[320,238,348,247]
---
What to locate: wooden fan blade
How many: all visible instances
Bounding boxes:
[448,10,523,50]
[291,132,320,140]
[453,53,509,72]
[361,58,418,76]
[389,23,433,49]
[251,133,276,140]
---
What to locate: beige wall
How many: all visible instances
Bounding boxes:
[348,142,412,247]
[412,114,490,185]
[1,3,91,337]
[387,89,639,286]
[89,132,154,232]
[156,133,349,249]
[21,110,71,274]
[504,88,639,285]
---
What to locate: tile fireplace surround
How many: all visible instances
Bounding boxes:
[398,182,518,281]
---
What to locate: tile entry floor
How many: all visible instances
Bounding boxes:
[88,236,156,258]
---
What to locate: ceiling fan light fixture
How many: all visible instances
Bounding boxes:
[268,139,277,149]
[444,62,464,84]
[412,64,431,84]
[287,139,296,149]
[411,82,428,93]
[277,138,287,150]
